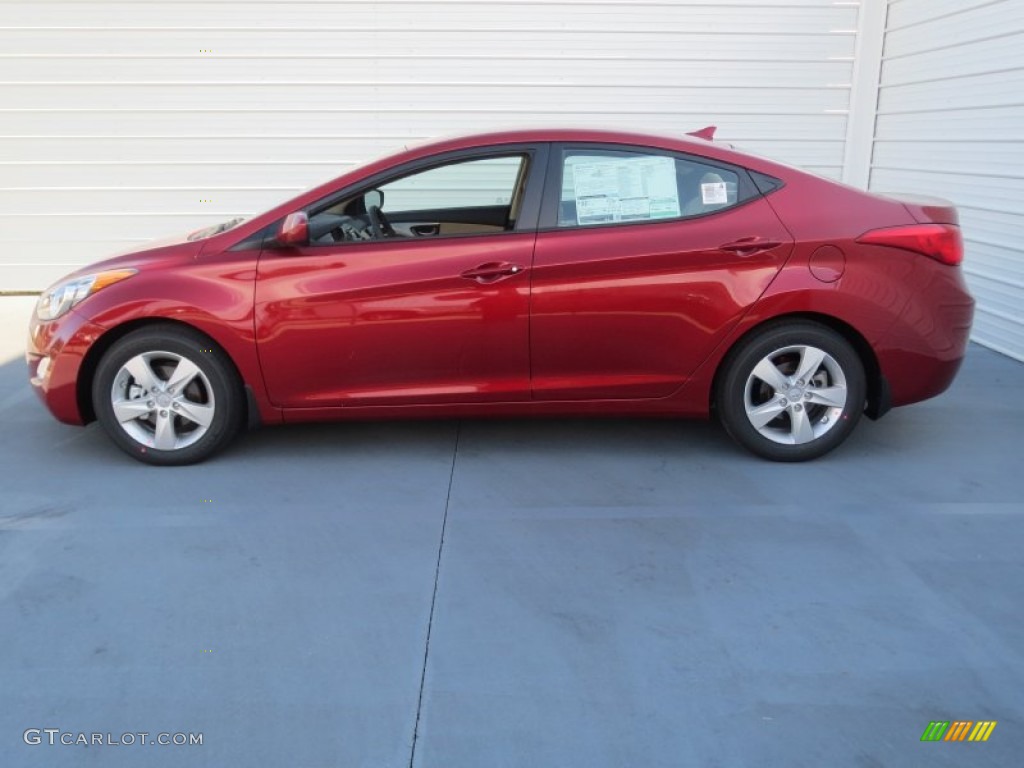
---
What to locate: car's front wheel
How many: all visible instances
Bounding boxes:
[92,325,243,465]
[716,322,866,461]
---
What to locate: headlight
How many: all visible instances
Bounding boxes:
[36,269,137,321]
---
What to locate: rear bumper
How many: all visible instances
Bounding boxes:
[26,308,106,425]
[875,265,974,407]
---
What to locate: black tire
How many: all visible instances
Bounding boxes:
[92,325,244,465]
[716,321,866,462]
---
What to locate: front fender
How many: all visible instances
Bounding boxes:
[73,251,282,425]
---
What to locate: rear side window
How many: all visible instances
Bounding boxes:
[557,148,747,228]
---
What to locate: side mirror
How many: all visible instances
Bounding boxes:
[364,189,384,210]
[277,212,309,246]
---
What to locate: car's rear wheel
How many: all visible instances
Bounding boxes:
[716,322,866,461]
[92,326,243,465]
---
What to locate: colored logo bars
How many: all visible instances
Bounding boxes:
[921,721,997,742]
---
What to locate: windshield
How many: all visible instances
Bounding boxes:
[186,217,247,241]
[183,144,413,243]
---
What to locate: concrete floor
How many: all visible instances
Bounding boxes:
[0,295,1021,767]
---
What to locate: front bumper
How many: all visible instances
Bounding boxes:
[27,308,107,425]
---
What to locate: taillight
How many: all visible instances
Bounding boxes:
[856,224,963,266]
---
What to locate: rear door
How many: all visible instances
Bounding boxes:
[530,143,793,400]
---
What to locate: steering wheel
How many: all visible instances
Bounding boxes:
[367,205,396,239]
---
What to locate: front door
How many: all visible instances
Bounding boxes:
[255,150,544,408]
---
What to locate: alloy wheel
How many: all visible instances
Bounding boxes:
[109,350,216,451]
[742,344,848,445]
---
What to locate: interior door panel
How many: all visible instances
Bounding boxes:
[387,205,510,229]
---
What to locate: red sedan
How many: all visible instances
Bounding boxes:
[26,128,974,464]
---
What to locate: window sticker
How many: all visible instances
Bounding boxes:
[570,155,680,225]
[701,181,728,206]
[575,195,616,224]
[619,197,651,220]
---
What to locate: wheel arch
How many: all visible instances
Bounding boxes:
[76,318,249,425]
[710,311,887,419]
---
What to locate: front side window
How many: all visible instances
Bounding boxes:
[308,154,529,244]
[379,155,525,213]
[557,148,743,228]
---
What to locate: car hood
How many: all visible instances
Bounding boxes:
[53,233,207,286]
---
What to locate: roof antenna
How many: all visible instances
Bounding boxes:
[687,125,717,141]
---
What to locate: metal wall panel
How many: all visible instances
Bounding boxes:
[0,0,859,289]
[871,0,1024,361]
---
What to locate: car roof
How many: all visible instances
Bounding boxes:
[385,126,792,182]
[409,126,718,155]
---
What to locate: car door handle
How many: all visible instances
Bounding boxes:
[719,237,782,256]
[460,262,523,282]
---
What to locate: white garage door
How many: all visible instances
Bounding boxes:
[870,0,1024,361]
[0,0,859,291]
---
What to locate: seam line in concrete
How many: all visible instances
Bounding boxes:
[408,420,460,768]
